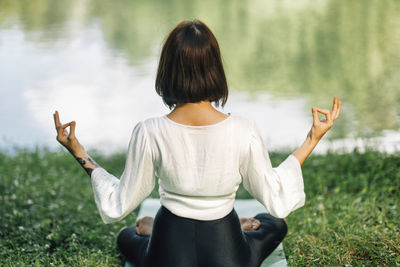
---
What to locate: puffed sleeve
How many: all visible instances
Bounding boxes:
[239,121,306,218]
[90,121,156,224]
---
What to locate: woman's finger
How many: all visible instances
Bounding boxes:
[56,111,62,126]
[69,121,76,138]
[315,108,332,123]
[312,107,319,124]
[331,96,338,118]
[315,107,331,117]
[53,111,62,129]
[334,101,342,120]
[57,121,73,137]
[53,113,57,129]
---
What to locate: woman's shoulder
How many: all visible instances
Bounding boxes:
[229,113,254,127]
[135,115,164,133]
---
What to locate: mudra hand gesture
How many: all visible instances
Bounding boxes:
[53,110,98,176]
[292,96,342,166]
[53,110,82,153]
[308,96,342,141]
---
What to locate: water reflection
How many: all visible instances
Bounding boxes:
[0,0,399,153]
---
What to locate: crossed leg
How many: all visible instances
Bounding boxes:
[117,214,287,267]
[131,215,263,236]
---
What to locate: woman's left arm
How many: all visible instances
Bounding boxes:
[53,110,99,176]
[292,96,342,166]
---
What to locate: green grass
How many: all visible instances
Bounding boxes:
[0,146,399,266]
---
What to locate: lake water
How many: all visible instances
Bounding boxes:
[1,0,400,155]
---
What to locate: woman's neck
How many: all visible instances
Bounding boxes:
[173,100,214,113]
[167,101,229,126]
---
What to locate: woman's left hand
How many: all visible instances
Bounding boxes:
[292,96,342,166]
[307,96,342,142]
[53,110,83,154]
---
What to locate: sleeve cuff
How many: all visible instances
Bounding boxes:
[279,154,304,191]
[89,167,121,223]
[90,167,102,180]
[276,154,306,211]
[287,154,303,181]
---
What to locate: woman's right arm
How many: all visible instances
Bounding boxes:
[292,96,342,166]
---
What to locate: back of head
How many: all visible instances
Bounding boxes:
[156,19,228,110]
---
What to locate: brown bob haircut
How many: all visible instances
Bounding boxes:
[155,19,228,110]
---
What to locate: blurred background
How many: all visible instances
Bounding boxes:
[1,0,399,155]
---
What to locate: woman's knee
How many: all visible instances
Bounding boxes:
[266,217,287,245]
[275,218,288,239]
[117,226,128,239]
[255,213,288,239]
[117,226,135,249]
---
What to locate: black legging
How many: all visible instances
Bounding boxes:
[117,205,287,267]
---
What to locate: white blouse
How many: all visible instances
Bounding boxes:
[90,113,306,224]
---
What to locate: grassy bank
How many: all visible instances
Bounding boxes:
[0,146,399,266]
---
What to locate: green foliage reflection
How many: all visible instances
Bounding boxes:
[1,0,399,137]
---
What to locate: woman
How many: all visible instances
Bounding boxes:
[53,20,341,267]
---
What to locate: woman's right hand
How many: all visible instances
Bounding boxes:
[308,96,342,142]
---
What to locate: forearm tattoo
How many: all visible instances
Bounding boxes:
[74,155,100,176]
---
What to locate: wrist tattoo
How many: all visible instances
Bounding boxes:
[87,156,100,168]
[75,155,100,176]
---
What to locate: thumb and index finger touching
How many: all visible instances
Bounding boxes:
[312,107,331,124]
[53,110,76,137]
[312,96,342,123]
